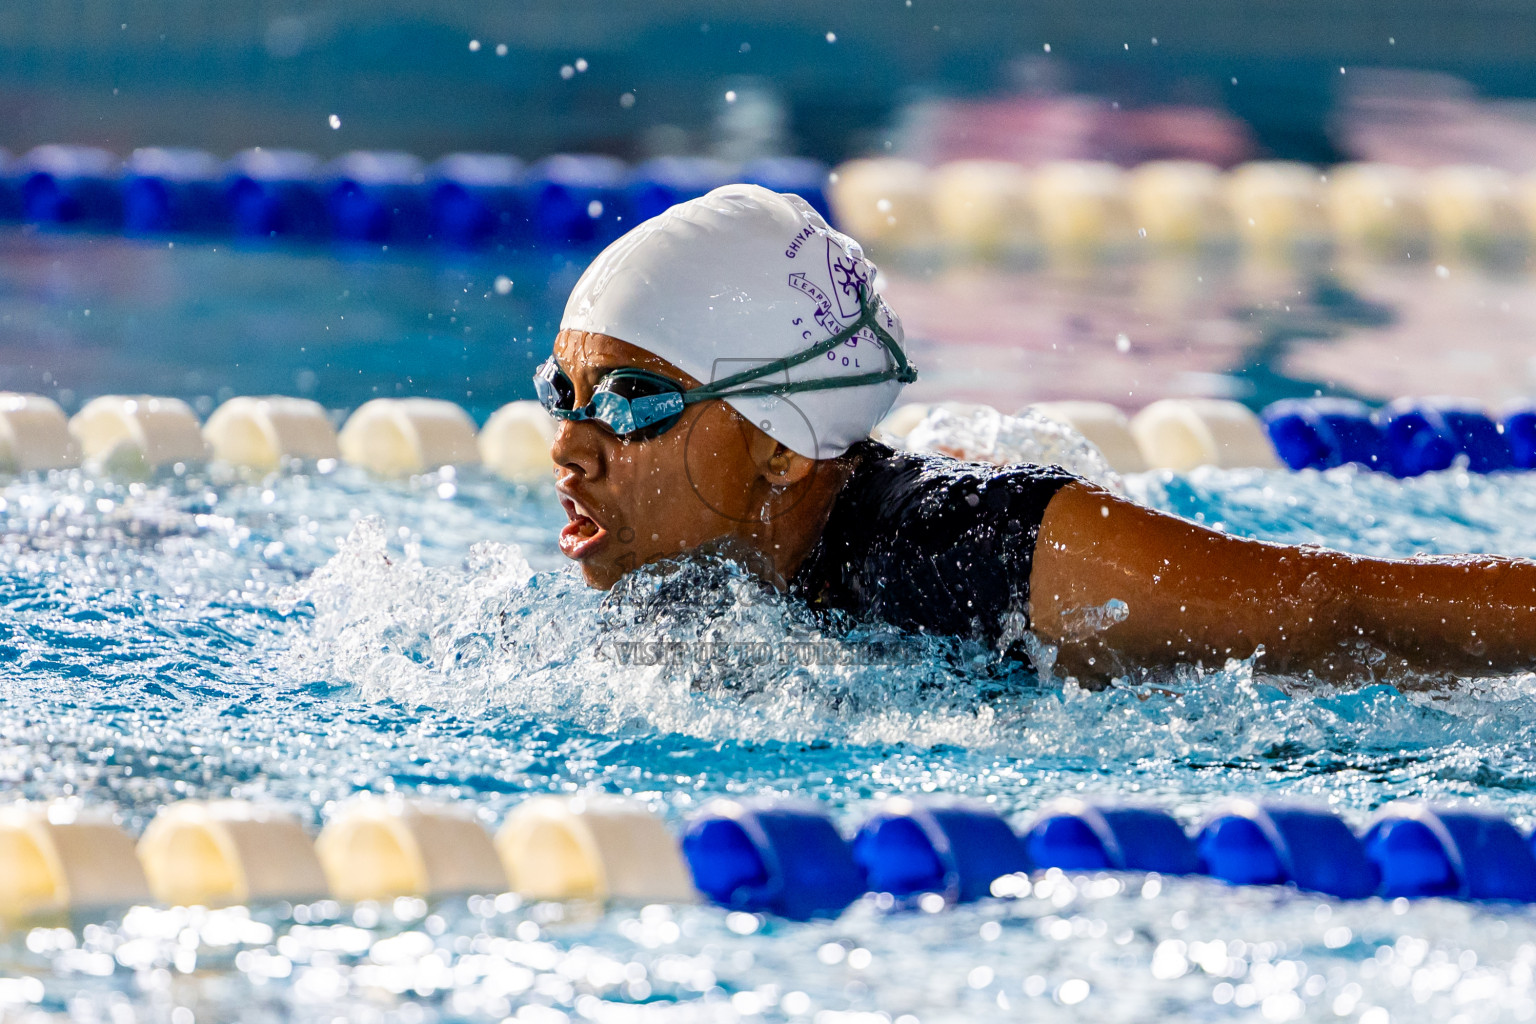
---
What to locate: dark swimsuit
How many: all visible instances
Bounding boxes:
[790,439,1080,649]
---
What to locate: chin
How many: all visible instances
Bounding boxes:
[579,560,624,590]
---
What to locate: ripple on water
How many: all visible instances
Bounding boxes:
[3,464,1536,1020]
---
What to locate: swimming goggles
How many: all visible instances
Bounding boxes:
[534,287,918,441]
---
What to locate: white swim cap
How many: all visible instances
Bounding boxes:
[559,184,911,459]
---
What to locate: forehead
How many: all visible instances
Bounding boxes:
[553,330,701,387]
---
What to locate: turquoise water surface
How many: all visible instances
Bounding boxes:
[4,230,1536,1022]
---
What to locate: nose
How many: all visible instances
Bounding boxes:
[550,417,604,481]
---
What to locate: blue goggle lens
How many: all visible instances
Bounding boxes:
[534,357,687,441]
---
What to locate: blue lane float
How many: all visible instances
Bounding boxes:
[324,151,431,245]
[1260,397,1527,477]
[682,801,865,921]
[122,148,226,235]
[1197,802,1380,898]
[15,145,123,228]
[524,154,629,247]
[1502,406,1536,470]
[224,149,328,241]
[1024,799,1199,875]
[429,153,524,249]
[1262,398,1387,472]
[1363,805,1536,902]
[1381,398,1511,477]
[852,799,1029,903]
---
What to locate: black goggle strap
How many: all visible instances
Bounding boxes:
[679,287,917,407]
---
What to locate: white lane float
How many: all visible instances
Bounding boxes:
[1025,400,1148,473]
[1223,161,1326,249]
[827,158,934,247]
[929,160,1034,254]
[0,804,151,919]
[495,796,696,904]
[479,400,556,483]
[315,800,507,901]
[1126,160,1227,248]
[1325,162,1427,251]
[0,393,78,472]
[1130,398,1280,471]
[69,395,208,472]
[1421,164,1521,255]
[1029,161,1131,254]
[203,396,340,471]
[337,397,480,475]
[137,800,328,907]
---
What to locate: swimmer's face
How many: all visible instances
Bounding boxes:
[549,330,797,589]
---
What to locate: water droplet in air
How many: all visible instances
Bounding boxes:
[575,58,588,72]
[725,90,737,103]
[1436,265,1450,278]
[1116,332,1131,353]
[587,200,604,219]
[496,44,507,57]
[494,276,513,295]
[826,32,837,43]
[560,65,575,79]
[468,39,480,52]
[619,93,636,109]
[328,114,341,129]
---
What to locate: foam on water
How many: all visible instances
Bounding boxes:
[5,461,1536,1020]
[903,404,1123,491]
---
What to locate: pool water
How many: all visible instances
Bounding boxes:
[6,228,1536,418]
[4,230,1536,1022]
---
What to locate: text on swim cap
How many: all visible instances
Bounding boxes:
[784,226,817,259]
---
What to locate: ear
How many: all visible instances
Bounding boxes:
[745,431,816,487]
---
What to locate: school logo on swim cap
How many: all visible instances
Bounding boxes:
[786,237,882,346]
[827,245,870,321]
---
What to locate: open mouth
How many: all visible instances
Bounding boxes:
[558,494,610,560]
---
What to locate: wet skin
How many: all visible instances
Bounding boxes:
[549,329,849,590]
[1031,483,1536,686]
[550,331,1536,687]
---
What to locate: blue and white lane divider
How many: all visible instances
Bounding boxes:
[1261,397,1536,477]
[7,385,1536,482]
[6,796,1536,920]
[0,144,832,249]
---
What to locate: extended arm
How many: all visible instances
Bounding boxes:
[1028,481,1536,687]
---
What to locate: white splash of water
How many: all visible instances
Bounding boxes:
[275,519,1536,775]
[903,404,1123,492]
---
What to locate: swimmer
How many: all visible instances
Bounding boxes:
[544,185,1536,686]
